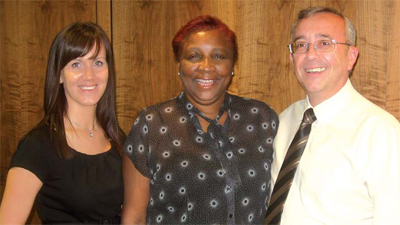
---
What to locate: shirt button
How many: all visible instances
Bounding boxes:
[229,214,233,218]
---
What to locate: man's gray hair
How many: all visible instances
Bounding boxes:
[290,7,356,46]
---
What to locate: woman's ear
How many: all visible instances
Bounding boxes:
[59,71,64,84]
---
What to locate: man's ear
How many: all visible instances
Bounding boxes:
[347,46,359,71]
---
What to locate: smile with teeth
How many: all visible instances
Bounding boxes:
[79,85,97,90]
[196,79,215,86]
[306,67,326,73]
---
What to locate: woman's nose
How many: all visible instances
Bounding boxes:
[82,65,94,80]
[199,57,214,71]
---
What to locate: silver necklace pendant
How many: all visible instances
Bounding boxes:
[69,117,95,140]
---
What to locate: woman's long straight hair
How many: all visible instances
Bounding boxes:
[37,22,124,158]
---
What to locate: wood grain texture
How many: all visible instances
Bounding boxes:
[113,0,185,132]
[97,0,112,40]
[385,0,400,118]
[227,0,310,113]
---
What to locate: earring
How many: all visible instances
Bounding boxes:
[231,71,234,76]
[177,63,181,76]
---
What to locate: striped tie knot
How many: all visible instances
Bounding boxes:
[303,108,317,125]
[264,108,316,225]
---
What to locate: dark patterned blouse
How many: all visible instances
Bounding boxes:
[123,92,278,224]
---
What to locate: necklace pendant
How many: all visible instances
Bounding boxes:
[89,132,94,139]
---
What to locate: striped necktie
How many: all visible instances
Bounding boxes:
[264,108,317,225]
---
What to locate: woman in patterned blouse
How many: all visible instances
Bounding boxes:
[121,15,279,224]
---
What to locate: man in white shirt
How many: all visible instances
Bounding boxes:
[267,6,400,225]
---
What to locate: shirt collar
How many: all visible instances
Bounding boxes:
[312,79,355,123]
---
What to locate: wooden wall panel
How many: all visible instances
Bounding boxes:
[228,0,309,112]
[97,0,112,39]
[385,1,400,118]
[113,1,182,132]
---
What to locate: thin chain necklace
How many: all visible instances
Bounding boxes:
[69,119,96,140]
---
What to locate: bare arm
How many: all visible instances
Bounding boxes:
[121,154,150,225]
[0,167,43,224]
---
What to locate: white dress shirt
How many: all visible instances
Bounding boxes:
[272,80,400,225]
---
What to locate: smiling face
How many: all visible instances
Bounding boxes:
[179,29,234,109]
[60,44,108,109]
[290,12,358,106]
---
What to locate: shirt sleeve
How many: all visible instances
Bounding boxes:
[367,118,400,224]
[122,109,152,178]
[9,129,52,182]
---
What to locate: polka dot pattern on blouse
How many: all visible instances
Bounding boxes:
[123,92,278,224]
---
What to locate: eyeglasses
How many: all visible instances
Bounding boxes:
[288,39,351,54]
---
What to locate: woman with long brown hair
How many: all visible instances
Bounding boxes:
[0,22,124,224]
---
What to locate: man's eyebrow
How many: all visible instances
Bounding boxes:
[292,34,331,43]
[292,36,305,43]
[316,33,331,39]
